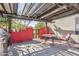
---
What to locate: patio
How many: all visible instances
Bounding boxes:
[0,3,79,56]
[7,39,79,56]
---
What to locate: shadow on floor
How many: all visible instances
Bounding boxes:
[8,40,76,56]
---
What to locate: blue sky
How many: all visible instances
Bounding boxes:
[28,21,37,27]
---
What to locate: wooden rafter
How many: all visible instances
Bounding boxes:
[13,3,18,15]
[37,4,58,18]
[21,3,27,15]
[0,3,7,13]
[25,3,35,15]
[50,9,77,21]
[16,3,18,15]
[7,15,50,22]
[45,7,72,20]
[69,4,79,12]
[9,3,12,13]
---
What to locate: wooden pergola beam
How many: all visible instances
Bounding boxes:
[0,11,52,22]
[9,3,12,13]
[0,11,4,17]
[16,3,18,15]
[0,3,7,13]
[37,5,58,18]
[25,3,35,15]
[13,3,18,15]
[50,9,77,21]
[37,3,67,18]
[70,4,79,11]
[21,3,27,15]
[46,8,72,20]
[7,15,51,22]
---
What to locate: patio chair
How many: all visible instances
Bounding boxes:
[42,30,72,46]
[69,35,79,48]
[56,32,72,47]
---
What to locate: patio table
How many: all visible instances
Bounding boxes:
[42,34,58,45]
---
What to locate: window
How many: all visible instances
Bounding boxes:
[75,17,79,34]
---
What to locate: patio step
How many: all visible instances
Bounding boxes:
[67,48,79,56]
[53,45,79,56]
[55,49,77,56]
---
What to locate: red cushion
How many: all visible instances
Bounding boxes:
[39,27,55,39]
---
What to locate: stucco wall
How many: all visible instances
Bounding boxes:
[47,14,79,34]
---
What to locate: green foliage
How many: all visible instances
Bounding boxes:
[35,22,45,29]
[0,17,7,26]
[0,17,46,30]
[0,17,6,22]
[0,17,26,29]
[11,21,25,29]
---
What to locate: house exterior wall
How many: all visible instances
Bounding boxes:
[47,13,79,35]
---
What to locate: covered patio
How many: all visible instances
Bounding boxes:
[7,40,79,56]
[0,3,79,56]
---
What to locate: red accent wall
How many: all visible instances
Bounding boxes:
[39,27,55,39]
[11,27,33,43]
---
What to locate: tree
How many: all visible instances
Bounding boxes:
[0,17,7,27]
[11,20,26,29]
[35,22,45,29]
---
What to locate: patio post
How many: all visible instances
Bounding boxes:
[7,17,12,46]
[45,21,48,34]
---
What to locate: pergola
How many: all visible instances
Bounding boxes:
[0,3,79,45]
[0,3,79,21]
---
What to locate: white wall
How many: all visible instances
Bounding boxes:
[47,13,79,34]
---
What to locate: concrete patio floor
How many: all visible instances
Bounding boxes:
[7,39,79,56]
